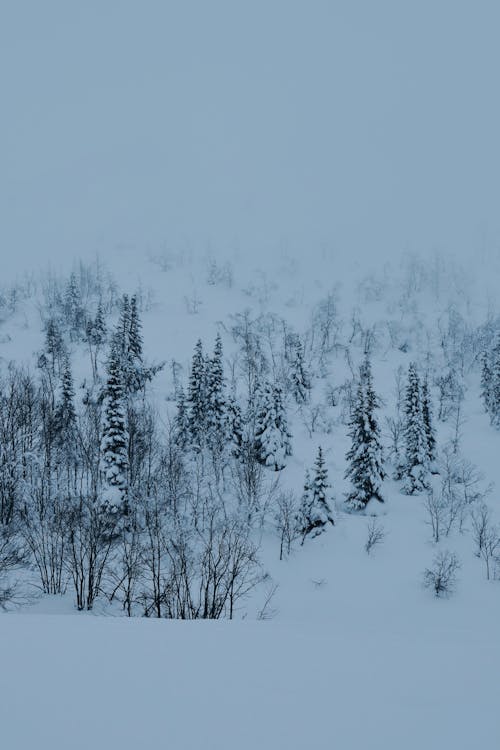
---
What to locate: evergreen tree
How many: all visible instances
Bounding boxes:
[254,382,292,471]
[421,377,436,464]
[101,336,129,507]
[226,391,244,460]
[53,354,78,467]
[128,294,143,362]
[345,359,385,510]
[187,339,207,448]
[44,318,64,374]
[488,336,500,426]
[480,349,493,414]
[290,339,311,404]
[86,301,107,379]
[403,362,429,494]
[65,272,84,339]
[205,333,227,452]
[173,385,190,450]
[296,448,334,541]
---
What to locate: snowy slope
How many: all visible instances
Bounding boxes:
[1,613,498,750]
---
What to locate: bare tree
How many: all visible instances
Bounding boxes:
[275,491,299,560]
[471,504,500,580]
[364,519,385,555]
[423,550,460,597]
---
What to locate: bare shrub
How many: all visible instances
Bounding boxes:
[364,519,385,555]
[423,550,460,597]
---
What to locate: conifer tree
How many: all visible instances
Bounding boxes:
[187,339,207,448]
[65,272,83,338]
[128,294,143,362]
[290,340,311,404]
[480,349,493,414]
[345,359,385,510]
[44,318,64,374]
[403,362,429,494]
[206,333,227,452]
[421,377,436,464]
[296,448,334,541]
[488,336,500,426]
[101,336,129,507]
[227,392,244,460]
[54,355,78,466]
[174,385,190,450]
[254,382,292,471]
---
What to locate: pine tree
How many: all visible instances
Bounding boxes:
[480,349,493,414]
[128,295,143,362]
[296,448,334,541]
[345,359,385,510]
[174,385,190,450]
[403,362,429,494]
[101,336,129,507]
[44,318,64,374]
[86,301,107,379]
[489,336,500,426]
[205,333,227,452]
[421,377,436,464]
[65,272,84,339]
[187,339,207,448]
[290,340,311,404]
[254,382,292,471]
[227,392,244,459]
[54,355,78,465]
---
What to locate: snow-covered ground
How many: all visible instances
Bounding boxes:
[2,611,498,750]
[1,247,500,749]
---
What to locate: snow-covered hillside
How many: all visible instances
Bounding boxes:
[1,248,500,748]
[2,2,500,747]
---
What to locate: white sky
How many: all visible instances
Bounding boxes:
[1,1,500,272]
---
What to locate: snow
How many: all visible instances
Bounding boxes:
[1,611,498,750]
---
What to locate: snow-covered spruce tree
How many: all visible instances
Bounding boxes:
[86,300,107,379]
[128,294,143,362]
[402,362,429,494]
[488,335,500,427]
[205,333,227,453]
[226,391,244,460]
[174,385,190,450]
[44,318,65,375]
[344,359,385,511]
[64,272,84,339]
[296,448,334,541]
[254,381,292,471]
[421,376,436,465]
[187,339,207,449]
[480,348,493,414]
[100,335,129,508]
[290,339,311,404]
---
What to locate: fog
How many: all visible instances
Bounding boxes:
[1,1,499,273]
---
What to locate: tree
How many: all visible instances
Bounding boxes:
[345,359,385,510]
[173,386,190,450]
[403,363,429,494]
[290,339,311,404]
[86,301,107,379]
[254,382,292,471]
[187,339,207,449]
[100,336,129,508]
[205,333,227,453]
[480,349,493,414]
[421,376,436,465]
[296,448,334,541]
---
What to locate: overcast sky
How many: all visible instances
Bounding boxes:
[1,1,499,271]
